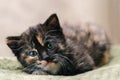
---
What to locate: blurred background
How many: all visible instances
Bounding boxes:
[0,0,120,56]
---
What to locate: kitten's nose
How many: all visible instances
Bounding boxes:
[36,60,48,66]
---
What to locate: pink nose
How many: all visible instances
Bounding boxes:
[37,60,48,66]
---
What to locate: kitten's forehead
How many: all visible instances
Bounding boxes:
[34,26,64,45]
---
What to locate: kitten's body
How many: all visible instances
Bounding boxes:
[63,23,110,66]
[6,14,110,75]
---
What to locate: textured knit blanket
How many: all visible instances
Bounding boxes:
[0,46,120,80]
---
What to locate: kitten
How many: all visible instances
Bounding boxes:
[6,14,110,75]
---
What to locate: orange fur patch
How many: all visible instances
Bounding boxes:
[25,56,38,64]
[36,36,44,46]
[99,50,110,66]
[58,43,65,50]
[6,39,13,44]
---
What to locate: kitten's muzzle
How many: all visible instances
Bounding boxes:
[35,59,61,75]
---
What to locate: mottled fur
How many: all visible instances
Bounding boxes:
[63,22,110,66]
[6,14,110,75]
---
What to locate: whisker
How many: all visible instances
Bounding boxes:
[23,63,36,73]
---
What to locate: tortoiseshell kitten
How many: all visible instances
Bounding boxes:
[6,14,110,75]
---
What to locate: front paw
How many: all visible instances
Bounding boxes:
[32,70,49,75]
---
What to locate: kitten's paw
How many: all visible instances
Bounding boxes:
[32,70,49,75]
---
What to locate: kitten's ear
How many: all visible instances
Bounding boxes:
[44,13,61,29]
[6,36,23,55]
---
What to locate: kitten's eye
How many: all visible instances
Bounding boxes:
[46,42,55,50]
[29,51,38,57]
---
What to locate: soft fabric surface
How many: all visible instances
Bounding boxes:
[0,46,120,80]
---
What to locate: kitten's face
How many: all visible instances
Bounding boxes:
[6,14,74,75]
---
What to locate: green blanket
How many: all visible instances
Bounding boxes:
[0,46,120,80]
